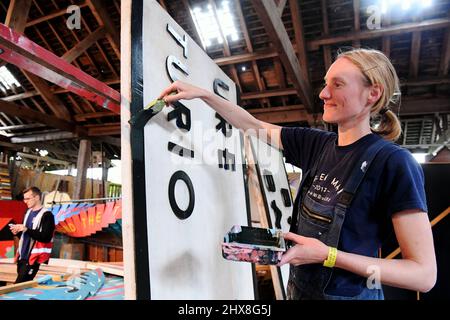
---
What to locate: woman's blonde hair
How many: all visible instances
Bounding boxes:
[337,48,402,141]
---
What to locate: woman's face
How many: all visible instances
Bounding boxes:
[319,57,373,125]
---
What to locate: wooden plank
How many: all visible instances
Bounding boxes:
[392,98,450,115]
[120,0,136,300]
[321,0,332,71]
[352,0,360,47]
[234,0,267,107]
[0,99,82,134]
[4,0,73,122]
[0,23,121,114]
[26,2,88,27]
[249,105,309,124]
[24,73,72,121]
[74,111,117,121]
[244,136,284,300]
[250,0,314,113]
[0,123,45,131]
[308,18,450,50]
[87,0,121,59]
[439,28,450,76]
[409,32,421,78]
[241,88,297,100]
[215,50,279,66]
[10,130,120,143]
[62,27,107,63]
[289,0,310,85]
[5,0,33,31]
[72,139,91,200]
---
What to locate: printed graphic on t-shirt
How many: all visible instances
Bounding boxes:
[307,172,344,205]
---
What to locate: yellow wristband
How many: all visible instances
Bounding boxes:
[323,247,337,268]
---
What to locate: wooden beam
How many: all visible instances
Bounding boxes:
[5,0,33,31]
[74,111,117,121]
[86,122,120,136]
[61,27,107,63]
[250,0,314,113]
[439,28,450,76]
[234,0,267,107]
[0,23,121,114]
[241,88,297,100]
[214,50,279,66]
[87,0,120,59]
[1,91,39,101]
[23,72,72,121]
[308,18,450,50]
[402,77,450,87]
[320,0,332,71]
[1,78,120,103]
[24,142,79,157]
[352,0,361,47]
[73,139,91,199]
[409,31,421,78]
[0,99,84,134]
[0,123,45,131]
[289,0,310,85]
[26,2,88,27]
[393,98,450,115]
[248,105,317,124]
[10,131,78,143]
[4,0,73,121]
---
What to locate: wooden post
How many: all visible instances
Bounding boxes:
[244,135,285,300]
[73,139,91,200]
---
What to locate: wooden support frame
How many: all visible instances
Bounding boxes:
[72,139,91,199]
[250,0,314,114]
[87,0,121,59]
[308,18,450,50]
[0,23,121,114]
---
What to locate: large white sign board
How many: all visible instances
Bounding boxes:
[127,1,255,299]
[249,135,294,295]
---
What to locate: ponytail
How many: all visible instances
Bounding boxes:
[371,109,402,141]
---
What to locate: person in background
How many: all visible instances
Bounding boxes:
[10,186,55,283]
[158,48,436,299]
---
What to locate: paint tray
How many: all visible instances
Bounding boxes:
[222,225,286,265]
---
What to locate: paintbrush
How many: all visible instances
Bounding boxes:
[128,92,176,129]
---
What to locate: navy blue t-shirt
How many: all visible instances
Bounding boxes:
[281,127,427,296]
[20,209,40,260]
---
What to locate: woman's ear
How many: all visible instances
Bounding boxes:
[367,84,383,106]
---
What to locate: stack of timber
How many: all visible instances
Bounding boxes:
[0,258,124,300]
[0,163,12,200]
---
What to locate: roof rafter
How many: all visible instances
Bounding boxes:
[249,0,314,114]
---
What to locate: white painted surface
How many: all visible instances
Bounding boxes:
[137,1,254,299]
[249,135,293,292]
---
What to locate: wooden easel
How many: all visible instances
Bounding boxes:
[244,135,285,300]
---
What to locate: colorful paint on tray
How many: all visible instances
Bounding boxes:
[222,225,286,265]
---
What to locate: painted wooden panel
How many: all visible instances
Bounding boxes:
[249,135,294,295]
[125,1,255,299]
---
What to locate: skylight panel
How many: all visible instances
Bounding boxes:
[0,66,21,94]
[190,1,239,48]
